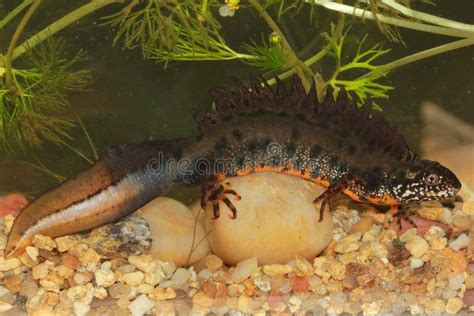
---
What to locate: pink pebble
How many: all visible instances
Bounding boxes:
[389,215,448,236]
[268,291,283,309]
[464,289,474,306]
[0,194,29,217]
[290,276,310,292]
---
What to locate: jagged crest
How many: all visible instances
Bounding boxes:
[194,77,416,163]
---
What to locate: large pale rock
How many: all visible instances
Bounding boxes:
[190,173,333,265]
[140,197,209,267]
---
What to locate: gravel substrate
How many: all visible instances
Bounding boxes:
[0,193,472,315]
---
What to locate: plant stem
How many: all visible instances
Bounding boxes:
[381,0,474,33]
[308,0,474,38]
[4,0,42,92]
[358,37,474,80]
[0,0,34,29]
[9,0,120,63]
[247,0,313,89]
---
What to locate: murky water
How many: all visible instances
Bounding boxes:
[0,0,473,198]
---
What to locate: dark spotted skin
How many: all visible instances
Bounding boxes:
[5,78,461,258]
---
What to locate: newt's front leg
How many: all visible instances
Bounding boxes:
[201,173,242,219]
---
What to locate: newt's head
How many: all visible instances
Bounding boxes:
[390,159,461,203]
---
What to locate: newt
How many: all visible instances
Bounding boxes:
[5,77,461,258]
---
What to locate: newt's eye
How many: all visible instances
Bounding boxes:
[424,173,440,185]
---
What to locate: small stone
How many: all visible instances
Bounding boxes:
[430,237,448,250]
[293,256,313,276]
[443,248,468,272]
[56,265,74,279]
[230,257,258,283]
[290,276,310,292]
[349,217,373,234]
[94,287,108,299]
[192,291,214,307]
[409,257,424,269]
[462,201,474,216]
[418,202,444,220]
[61,253,79,270]
[107,283,130,299]
[32,234,56,251]
[152,287,176,300]
[73,301,90,316]
[32,262,50,280]
[253,275,271,292]
[55,236,78,252]
[4,275,21,293]
[0,258,20,271]
[138,283,154,294]
[25,246,39,261]
[334,232,362,253]
[405,236,430,258]
[39,274,64,293]
[449,233,469,251]
[128,294,154,316]
[128,255,158,274]
[205,255,223,272]
[448,272,464,290]
[445,297,463,314]
[122,271,145,287]
[288,295,302,313]
[425,299,445,314]
[263,264,292,276]
[463,289,474,306]
[425,226,445,240]
[94,268,116,287]
[73,272,93,285]
[170,268,191,288]
[78,248,101,263]
[4,215,15,233]
[466,275,474,289]
[237,294,252,313]
[0,301,12,312]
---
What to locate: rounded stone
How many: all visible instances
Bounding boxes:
[191,173,333,265]
[140,197,210,267]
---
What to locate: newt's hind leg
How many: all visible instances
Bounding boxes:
[313,176,350,222]
[201,173,242,219]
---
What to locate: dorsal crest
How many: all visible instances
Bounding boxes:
[194,76,415,162]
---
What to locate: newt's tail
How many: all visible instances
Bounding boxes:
[6,141,178,258]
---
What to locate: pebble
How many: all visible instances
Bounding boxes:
[447,272,464,290]
[122,271,145,287]
[445,297,463,314]
[192,291,214,307]
[32,262,50,280]
[25,246,39,261]
[94,267,116,287]
[466,275,474,289]
[334,232,362,253]
[170,268,192,288]
[404,236,430,258]
[230,257,258,283]
[288,295,302,313]
[140,197,209,266]
[263,264,293,276]
[54,236,78,252]
[409,257,424,269]
[128,294,154,316]
[198,173,333,265]
[0,300,13,312]
[32,234,56,251]
[0,258,20,271]
[349,217,373,234]
[448,233,469,251]
[205,255,223,272]
[293,256,314,276]
[153,287,177,300]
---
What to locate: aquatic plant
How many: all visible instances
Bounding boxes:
[0,0,473,150]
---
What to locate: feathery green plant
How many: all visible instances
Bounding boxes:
[0,38,92,150]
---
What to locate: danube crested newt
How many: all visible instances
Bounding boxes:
[5,77,461,258]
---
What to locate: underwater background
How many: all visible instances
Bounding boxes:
[0,0,473,200]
